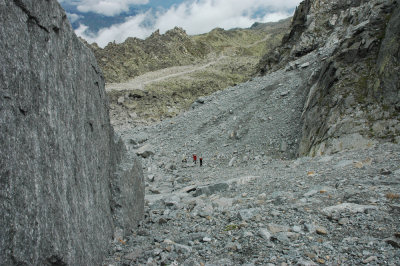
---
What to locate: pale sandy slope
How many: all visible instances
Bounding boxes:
[105,56,226,92]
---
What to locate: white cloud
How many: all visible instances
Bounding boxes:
[75,24,90,37]
[75,12,154,46]
[76,0,302,47]
[75,0,149,16]
[66,12,82,23]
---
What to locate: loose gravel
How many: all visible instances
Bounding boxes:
[104,51,400,265]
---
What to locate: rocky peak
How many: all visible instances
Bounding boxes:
[165,26,188,37]
[149,29,161,38]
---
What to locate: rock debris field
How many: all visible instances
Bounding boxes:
[105,52,400,265]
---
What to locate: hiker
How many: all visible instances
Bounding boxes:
[199,157,203,167]
[193,154,197,164]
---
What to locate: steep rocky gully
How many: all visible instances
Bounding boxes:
[0,0,399,265]
[104,0,400,265]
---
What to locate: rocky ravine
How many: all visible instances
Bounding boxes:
[103,0,400,265]
[104,54,400,266]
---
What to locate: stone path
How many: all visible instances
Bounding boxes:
[105,56,226,92]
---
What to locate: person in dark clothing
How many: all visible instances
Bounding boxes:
[199,157,203,167]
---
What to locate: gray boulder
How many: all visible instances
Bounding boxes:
[0,1,144,265]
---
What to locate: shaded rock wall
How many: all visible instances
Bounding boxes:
[0,0,144,265]
[299,0,400,156]
[259,0,400,156]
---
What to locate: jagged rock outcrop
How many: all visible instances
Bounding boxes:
[259,0,400,156]
[91,27,210,83]
[0,1,144,265]
[90,20,290,84]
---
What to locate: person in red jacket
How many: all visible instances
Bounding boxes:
[193,154,197,164]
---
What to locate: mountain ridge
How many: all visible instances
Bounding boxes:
[91,19,291,127]
[88,19,291,83]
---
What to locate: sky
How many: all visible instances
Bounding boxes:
[59,0,302,48]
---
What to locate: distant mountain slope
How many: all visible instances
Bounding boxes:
[88,19,291,83]
[87,19,291,127]
[89,27,210,83]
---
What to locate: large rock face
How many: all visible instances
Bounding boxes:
[0,0,144,265]
[259,0,400,156]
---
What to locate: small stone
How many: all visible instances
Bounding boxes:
[285,232,300,240]
[280,91,290,97]
[193,182,229,197]
[306,252,316,259]
[174,243,192,254]
[229,157,236,167]
[258,193,267,200]
[380,168,392,175]
[271,210,280,217]
[292,225,302,233]
[152,248,162,256]
[307,171,316,176]
[128,112,138,119]
[117,96,125,105]
[165,163,177,170]
[363,256,377,264]
[297,258,317,266]
[136,144,155,158]
[196,97,205,104]
[238,208,260,221]
[300,62,310,68]
[316,227,328,235]
[202,237,212,242]
[243,231,254,237]
[149,188,161,194]
[176,176,189,184]
[226,242,238,251]
[304,223,316,233]
[158,218,168,224]
[354,161,364,169]
[338,218,349,225]
[280,141,288,152]
[123,249,143,261]
[385,237,400,248]
[322,203,377,217]
[137,229,150,236]
[267,224,290,234]
[147,175,155,182]
[258,228,271,240]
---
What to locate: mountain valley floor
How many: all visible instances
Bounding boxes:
[103,52,400,265]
